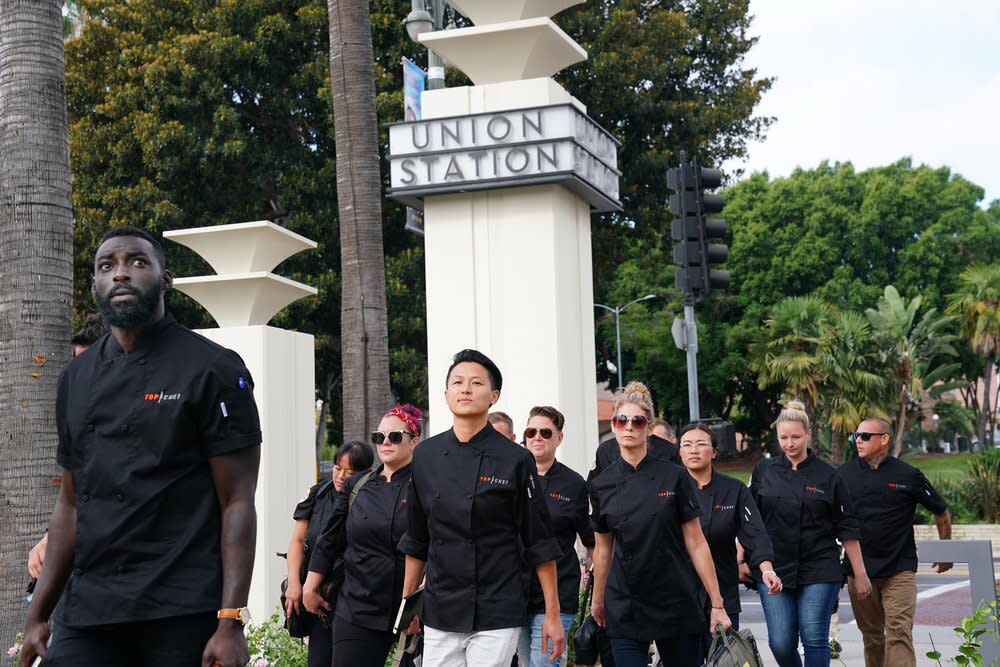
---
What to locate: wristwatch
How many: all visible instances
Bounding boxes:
[217,607,252,626]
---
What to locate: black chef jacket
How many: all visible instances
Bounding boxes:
[838,456,948,579]
[398,422,561,633]
[588,433,680,481]
[589,455,707,641]
[292,479,339,584]
[55,314,262,627]
[692,470,774,614]
[749,452,859,589]
[308,464,411,632]
[527,461,595,616]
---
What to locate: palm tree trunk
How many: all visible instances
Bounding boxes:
[0,0,74,642]
[978,357,994,450]
[893,393,908,457]
[829,428,847,465]
[327,0,393,447]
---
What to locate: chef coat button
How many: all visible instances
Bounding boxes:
[87,424,95,432]
[74,568,82,576]
[435,493,440,499]
[81,494,90,502]
[443,450,449,456]
[465,494,472,500]
[115,491,124,502]
[121,424,129,432]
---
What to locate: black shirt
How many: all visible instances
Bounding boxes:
[308,464,412,632]
[292,479,339,583]
[398,422,561,632]
[55,314,262,627]
[692,470,774,614]
[749,452,860,589]
[527,461,595,616]
[589,455,706,640]
[588,434,680,481]
[838,456,948,579]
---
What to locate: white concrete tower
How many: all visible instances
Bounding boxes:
[388,0,620,474]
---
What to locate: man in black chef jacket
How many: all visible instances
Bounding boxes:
[399,349,564,667]
[20,227,261,667]
[838,418,952,667]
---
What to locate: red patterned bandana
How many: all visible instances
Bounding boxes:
[386,404,420,436]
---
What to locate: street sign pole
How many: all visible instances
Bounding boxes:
[684,299,700,421]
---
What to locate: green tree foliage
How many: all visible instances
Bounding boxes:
[635,159,1000,447]
[947,263,1000,449]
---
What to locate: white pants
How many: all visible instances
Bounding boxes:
[423,625,521,667]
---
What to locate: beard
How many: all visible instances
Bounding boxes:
[95,282,162,329]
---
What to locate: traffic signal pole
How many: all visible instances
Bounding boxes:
[684,298,700,421]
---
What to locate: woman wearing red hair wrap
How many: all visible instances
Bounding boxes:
[303,403,422,667]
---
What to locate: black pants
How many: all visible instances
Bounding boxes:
[307,612,333,667]
[43,612,216,667]
[331,615,393,667]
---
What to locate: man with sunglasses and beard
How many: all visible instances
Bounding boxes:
[21,226,262,667]
[838,418,952,667]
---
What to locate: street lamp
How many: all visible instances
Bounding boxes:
[594,294,658,389]
[404,0,446,90]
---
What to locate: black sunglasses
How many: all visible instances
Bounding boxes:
[853,431,888,442]
[371,430,414,445]
[612,414,649,428]
[524,427,554,440]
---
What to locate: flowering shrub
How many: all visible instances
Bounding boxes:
[245,609,309,667]
[7,633,22,664]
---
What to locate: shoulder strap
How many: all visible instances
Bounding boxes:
[349,470,376,509]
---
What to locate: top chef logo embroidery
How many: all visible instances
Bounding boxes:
[887,482,909,490]
[548,492,572,503]
[479,475,510,487]
[804,485,825,495]
[714,503,735,511]
[144,391,182,403]
[656,490,675,498]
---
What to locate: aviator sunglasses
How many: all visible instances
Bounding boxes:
[371,430,415,445]
[853,431,888,442]
[524,427,554,440]
[612,414,648,428]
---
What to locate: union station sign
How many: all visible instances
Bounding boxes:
[387,104,622,213]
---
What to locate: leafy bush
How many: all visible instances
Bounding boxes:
[245,609,309,667]
[965,448,1000,523]
[914,478,983,525]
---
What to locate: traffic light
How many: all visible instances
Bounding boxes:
[667,156,730,301]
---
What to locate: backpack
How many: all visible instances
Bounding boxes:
[702,626,764,667]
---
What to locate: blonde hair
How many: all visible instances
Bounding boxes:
[775,399,810,431]
[613,381,654,418]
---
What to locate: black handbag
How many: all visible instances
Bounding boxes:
[702,625,764,667]
[573,569,605,666]
[280,576,313,638]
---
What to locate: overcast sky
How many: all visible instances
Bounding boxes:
[725,0,1000,206]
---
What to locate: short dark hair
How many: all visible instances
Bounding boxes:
[335,440,375,472]
[860,417,892,434]
[70,313,107,347]
[528,405,565,431]
[446,349,502,391]
[99,226,166,268]
[678,422,719,449]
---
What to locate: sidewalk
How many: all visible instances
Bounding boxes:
[742,622,963,666]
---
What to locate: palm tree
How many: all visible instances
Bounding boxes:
[327,0,393,443]
[752,295,835,421]
[0,0,74,642]
[818,311,887,463]
[947,264,1000,449]
[866,286,962,456]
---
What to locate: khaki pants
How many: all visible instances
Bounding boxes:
[848,569,917,667]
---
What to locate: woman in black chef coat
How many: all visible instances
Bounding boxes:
[589,382,730,667]
[516,406,594,667]
[399,349,564,667]
[284,440,373,667]
[301,404,421,667]
[749,400,871,667]
[677,423,781,648]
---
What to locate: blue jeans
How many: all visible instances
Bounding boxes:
[757,581,840,667]
[516,613,575,667]
[608,633,702,667]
